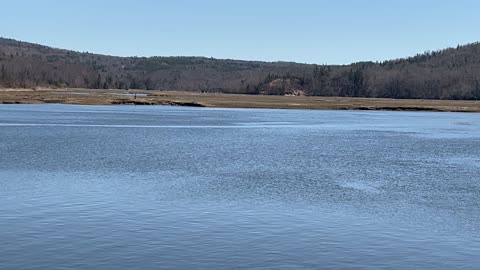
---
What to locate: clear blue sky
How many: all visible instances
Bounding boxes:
[2,0,479,64]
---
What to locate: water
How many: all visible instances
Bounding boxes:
[1,104,479,269]
[111,93,148,97]
[53,92,148,97]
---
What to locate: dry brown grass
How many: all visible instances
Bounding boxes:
[1,88,479,112]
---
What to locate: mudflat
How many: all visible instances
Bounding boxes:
[1,88,479,112]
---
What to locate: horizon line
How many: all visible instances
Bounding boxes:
[1,36,479,66]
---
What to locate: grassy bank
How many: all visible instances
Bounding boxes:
[1,88,479,112]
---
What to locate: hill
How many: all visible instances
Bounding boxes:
[1,37,480,100]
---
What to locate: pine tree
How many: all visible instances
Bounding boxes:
[0,64,6,80]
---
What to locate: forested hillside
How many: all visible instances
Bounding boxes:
[1,37,480,100]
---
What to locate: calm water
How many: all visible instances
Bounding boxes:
[1,104,480,269]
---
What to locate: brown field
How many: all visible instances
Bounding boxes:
[1,88,479,112]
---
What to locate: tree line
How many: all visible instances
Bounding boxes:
[1,37,480,100]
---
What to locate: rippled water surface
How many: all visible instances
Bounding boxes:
[1,104,480,269]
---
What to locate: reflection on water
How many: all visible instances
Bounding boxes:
[1,104,480,269]
[111,93,148,97]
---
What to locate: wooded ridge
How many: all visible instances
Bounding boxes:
[1,37,480,100]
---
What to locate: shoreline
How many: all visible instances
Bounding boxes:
[1,88,479,112]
